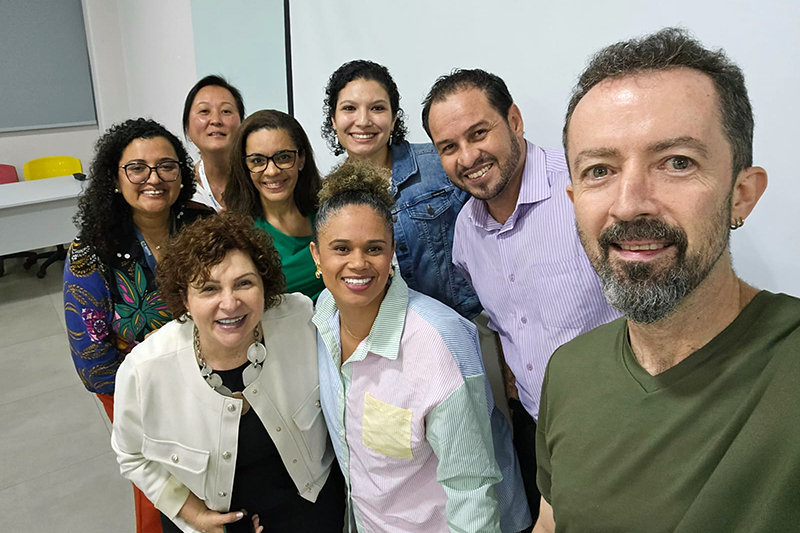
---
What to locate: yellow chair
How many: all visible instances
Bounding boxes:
[23,155,82,181]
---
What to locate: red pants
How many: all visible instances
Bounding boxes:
[97,393,163,533]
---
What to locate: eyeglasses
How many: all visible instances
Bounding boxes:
[120,161,182,184]
[244,150,298,173]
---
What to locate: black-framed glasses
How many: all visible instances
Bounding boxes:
[244,150,298,173]
[120,161,182,184]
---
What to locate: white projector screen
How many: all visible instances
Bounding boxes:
[290,0,800,297]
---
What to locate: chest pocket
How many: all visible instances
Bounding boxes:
[142,435,210,499]
[405,188,452,221]
[292,385,327,462]
[361,392,413,459]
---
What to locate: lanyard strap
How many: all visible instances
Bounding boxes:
[133,216,174,273]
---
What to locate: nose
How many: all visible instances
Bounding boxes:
[219,288,238,311]
[457,144,481,172]
[609,165,658,221]
[145,167,161,184]
[349,249,367,270]
[209,109,222,126]
[264,158,281,176]
[355,108,370,127]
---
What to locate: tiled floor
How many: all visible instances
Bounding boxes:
[0,257,134,532]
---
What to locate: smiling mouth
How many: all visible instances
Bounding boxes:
[140,189,166,197]
[260,178,287,190]
[617,243,668,251]
[351,133,376,140]
[343,277,373,285]
[208,132,226,137]
[465,164,492,180]
[216,316,245,325]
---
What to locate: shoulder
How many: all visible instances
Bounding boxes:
[548,317,625,374]
[66,238,107,279]
[124,320,188,368]
[262,293,314,323]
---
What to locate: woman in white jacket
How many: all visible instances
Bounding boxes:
[111,212,345,533]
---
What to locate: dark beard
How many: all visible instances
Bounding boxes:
[586,218,726,324]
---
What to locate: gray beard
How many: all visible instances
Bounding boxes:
[596,259,695,324]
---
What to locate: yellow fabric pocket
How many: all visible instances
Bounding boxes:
[361,392,413,459]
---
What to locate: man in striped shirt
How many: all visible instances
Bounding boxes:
[422,69,620,517]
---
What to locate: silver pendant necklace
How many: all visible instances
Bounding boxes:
[193,325,267,414]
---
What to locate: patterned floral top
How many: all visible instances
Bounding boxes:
[64,208,208,394]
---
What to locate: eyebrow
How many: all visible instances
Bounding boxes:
[197,272,257,285]
[572,148,621,169]
[338,98,389,106]
[434,120,492,150]
[328,238,388,245]
[647,136,710,157]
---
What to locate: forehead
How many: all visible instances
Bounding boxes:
[120,136,176,161]
[338,78,390,102]
[321,204,391,239]
[193,85,236,106]
[246,128,295,151]
[567,68,728,163]
[428,88,499,138]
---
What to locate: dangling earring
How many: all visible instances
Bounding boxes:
[335,133,343,150]
[730,217,745,230]
[314,263,322,279]
[388,265,395,279]
[388,131,393,146]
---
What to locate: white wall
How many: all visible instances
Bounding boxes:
[290,0,800,297]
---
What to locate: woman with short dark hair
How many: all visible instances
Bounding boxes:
[183,75,245,210]
[112,212,345,533]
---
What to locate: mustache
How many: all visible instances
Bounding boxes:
[598,219,688,253]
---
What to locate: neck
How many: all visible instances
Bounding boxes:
[350,145,392,170]
[486,152,526,225]
[338,289,386,360]
[627,259,757,375]
[260,194,301,221]
[132,209,170,237]
[200,151,229,186]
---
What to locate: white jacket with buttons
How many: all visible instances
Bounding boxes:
[111,293,334,533]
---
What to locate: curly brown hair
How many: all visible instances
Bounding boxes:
[314,160,395,243]
[157,212,286,320]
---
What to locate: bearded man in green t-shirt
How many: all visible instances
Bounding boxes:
[533,27,800,533]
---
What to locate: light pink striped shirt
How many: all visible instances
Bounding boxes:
[453,140,620,420]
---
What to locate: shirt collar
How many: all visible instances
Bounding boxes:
[467,140,553,230]
[312,274,409,364]
[389,141,415,192]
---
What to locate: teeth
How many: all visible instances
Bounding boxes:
[262,180,285,189]
[619,243,666,251]
[467,165,490,179]
[344,277,372,285]
[352,133,375,139]
[141,190,165,196]
[217,316,244,325]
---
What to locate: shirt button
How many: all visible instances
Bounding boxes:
[293,459,298,464]
[527,363,533,371]
[508,274,515,282]
[276,427,282,432]
[315,400,321,408]
[171,454,179,463]
[521,317,528,324]
[222,451,231,460]
[218,491,227,497]
[227,404,236,412]
[252,388,258,394]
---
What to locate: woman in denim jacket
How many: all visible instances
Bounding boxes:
[322,60,481,319]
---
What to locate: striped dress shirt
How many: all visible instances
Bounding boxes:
[452,140,621,421]
[314,276,531,532]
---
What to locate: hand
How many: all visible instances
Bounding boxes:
[178,492,247,533]
[252,513,264,533]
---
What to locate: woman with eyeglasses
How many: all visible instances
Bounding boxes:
[183,75,245,211]
[64,118,210,533]
[225,110,325,301]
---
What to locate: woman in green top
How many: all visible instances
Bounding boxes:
[226,110,325,300]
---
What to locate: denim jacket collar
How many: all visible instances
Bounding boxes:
[389,141,417,195]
